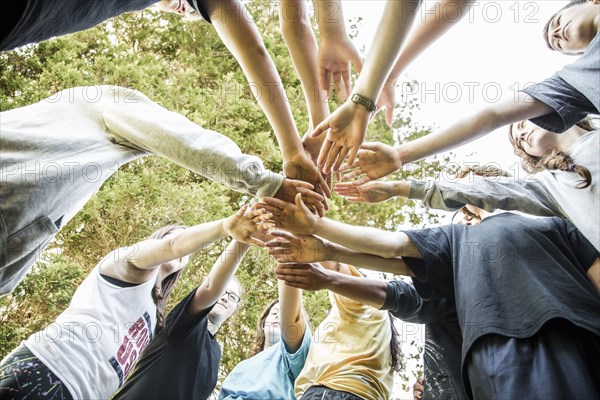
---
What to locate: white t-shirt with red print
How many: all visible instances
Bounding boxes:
[25,264,157,399]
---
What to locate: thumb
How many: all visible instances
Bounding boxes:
[312,116,331,138]
[359,141,382,151]
[295,192,309,212]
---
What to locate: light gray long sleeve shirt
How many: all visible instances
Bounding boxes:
[0,86,283,295]
[409,131,599,252]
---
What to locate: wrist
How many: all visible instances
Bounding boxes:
[350,93,376,113]
[389,181,409,198]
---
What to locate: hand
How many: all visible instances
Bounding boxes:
[373,78,396,127]
[275,262,332,291]
[334,181,395,203]
[257,193,317,236]
[223,205,274,247]
[312,100,370,174]
[339,141,402,185]
[283,151,331,213]
[274,177,325,217]
[413,377,425,400]
[302,132,333,200]
[266,230,336,263]
[318,36,363,100]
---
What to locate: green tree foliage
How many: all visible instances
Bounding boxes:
[0,2,451,395]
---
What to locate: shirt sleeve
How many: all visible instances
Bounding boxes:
[561,220,600,271]
[403,226,453,285]
[164,287,215,345]
[522,75,594,133]
[409,177,562,217]
[281,321,312,381]
[102,87,283,198]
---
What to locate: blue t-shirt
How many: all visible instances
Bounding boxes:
[522,32,600,132]
[219,322,311,400]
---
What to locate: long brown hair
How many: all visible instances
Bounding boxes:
[148,225,187,334]
[508,119,594,189]
[249,300,279,357]
[388,312,404,373]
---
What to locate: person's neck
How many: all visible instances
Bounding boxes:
[208,320,220,335]
[479,209,504,221]
[557,125,588,152]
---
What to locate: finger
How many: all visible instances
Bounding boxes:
[359,141,381,151]
[352,175,372,186]
[319,67,332,95]
[323,145,342,174]
[247,237,265,247]
[333,146,351,172]
[344,146,360,171]
[346,197,367,203]
[341,170,363,182]
[254,203,282,216]
[296,186,324,201]
[269,230,297,240]
[312,117,331,139]
[283,281,305,289]
[295,192,311,214]
[315,170,331,198]
[262,197,290,209]
[290,179,315,191]
[257,222,275,231]
[303,197,325,218]
[234,204,248,217]
[340,157,360,172]
[332,70,343,97]
[317,139,334,168]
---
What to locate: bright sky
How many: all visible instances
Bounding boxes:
[343,0,571,173]
[339,1,572,396]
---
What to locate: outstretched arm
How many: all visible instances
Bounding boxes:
[312,0,363,100]
[313,0,422,173]
[100,205,272,284]
[208,0,329,198]
[276,263,388,308]
[266,231,413,275]
[340,93,554,183]
[260,194,422,259]
[186,240,250,317]
[278,277,307,353]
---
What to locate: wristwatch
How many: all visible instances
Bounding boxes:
[351,93,376,112]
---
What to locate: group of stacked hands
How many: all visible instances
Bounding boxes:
[0,0,599,399]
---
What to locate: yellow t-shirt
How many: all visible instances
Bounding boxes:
[295,266,394,400]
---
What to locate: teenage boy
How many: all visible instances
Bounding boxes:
[260,192,600,399]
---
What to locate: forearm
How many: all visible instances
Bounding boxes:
[387,0,474,82]
[397,93,553,164]
[280,1,329,127]
[211,1,303,158]
[313,0,347,38]
[190,241,250,314]
[325,272,387,308]
[353,0,421,100]
[314,218,421,259]
[329,244,413,276]
[278,279,306,352]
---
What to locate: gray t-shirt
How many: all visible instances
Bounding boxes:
[409,130,599,252]
[0,0,158,52]
[522,32,599,132]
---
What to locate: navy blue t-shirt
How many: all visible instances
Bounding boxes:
[1,0,158,52]
[112,288,221,400]
[403,213,600,365]
[383,280,467,400]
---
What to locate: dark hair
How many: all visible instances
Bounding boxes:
[249,300,280,357]
[149,225,188,334]
[388,312,404,373]
[543,0,589,52]
[508,119,594,189]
